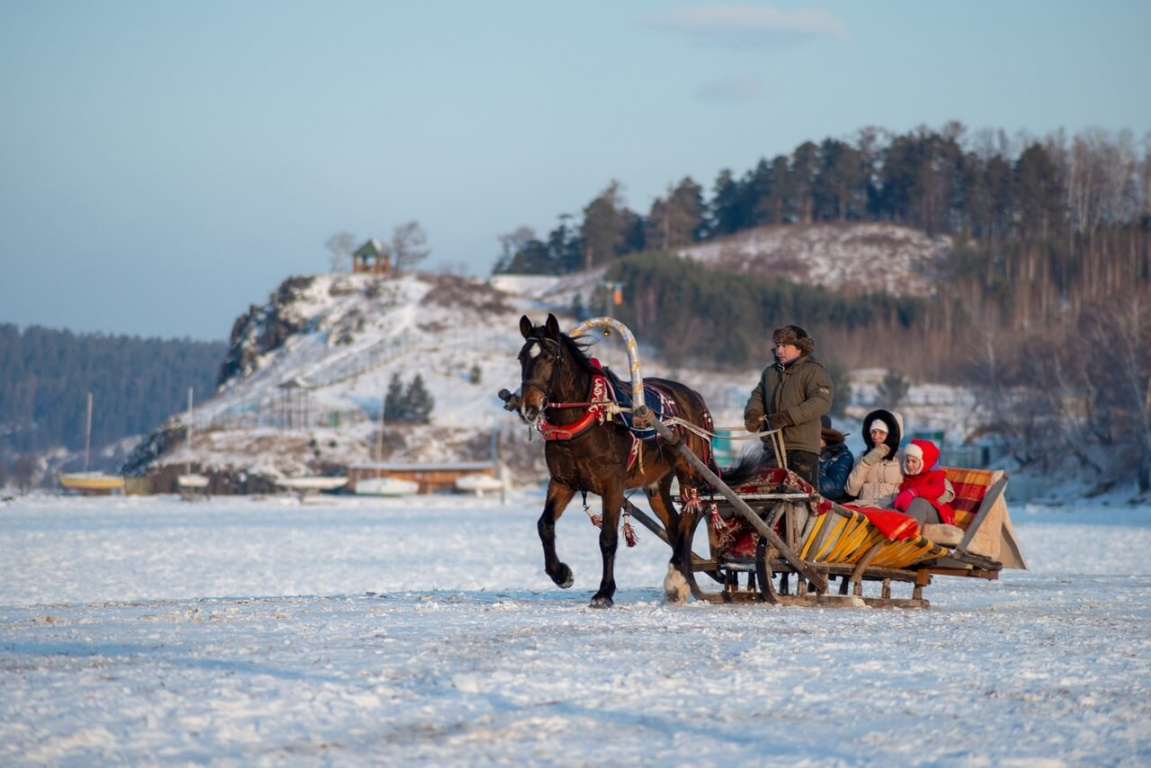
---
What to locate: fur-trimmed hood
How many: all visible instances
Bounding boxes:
[862,409,903,455]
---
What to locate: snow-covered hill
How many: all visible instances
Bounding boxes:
[123,271,773,487]
[679,221,950,297]
[123,243,988,490]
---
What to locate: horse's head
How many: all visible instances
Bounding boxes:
[517,313,564,427]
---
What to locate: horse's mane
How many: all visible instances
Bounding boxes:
[559,332,627,391]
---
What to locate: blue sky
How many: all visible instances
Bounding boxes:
[2,1,1148,341]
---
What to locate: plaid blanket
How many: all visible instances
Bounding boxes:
[942,467,995,530]
[729,467,835,515]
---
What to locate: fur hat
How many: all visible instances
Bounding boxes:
[772,325,814,356]
[819,414,845,443]
[821,426,846,444]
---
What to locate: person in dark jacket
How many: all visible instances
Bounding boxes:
[818,415,854,502]
[744,325,833,486]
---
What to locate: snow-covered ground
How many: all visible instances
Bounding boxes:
[3,492,1150,765]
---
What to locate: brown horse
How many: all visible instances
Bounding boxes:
[515,314,744,608]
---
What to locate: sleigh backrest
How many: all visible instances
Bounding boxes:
[943,467,1001,530]
[940,467,1026,569]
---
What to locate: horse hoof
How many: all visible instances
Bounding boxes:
[589,595,614,609]
[550,564,574,589]
[664,564,689,605]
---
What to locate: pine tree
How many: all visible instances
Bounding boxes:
[384,373,406,423]
[404,375,435,423]
[709,169,744,236]
[581,181,630,269]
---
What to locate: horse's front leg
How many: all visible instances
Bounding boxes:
[538,480,576,589]
[590,484,624,608]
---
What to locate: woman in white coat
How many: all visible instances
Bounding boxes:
[844,409,904,508]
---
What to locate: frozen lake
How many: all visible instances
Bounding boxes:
[3,492,1150,765]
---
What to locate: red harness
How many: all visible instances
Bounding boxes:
[539,374,609,441]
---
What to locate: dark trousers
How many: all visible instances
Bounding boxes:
[766,449,819,487]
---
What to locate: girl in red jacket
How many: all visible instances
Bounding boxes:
[892,438,956,527]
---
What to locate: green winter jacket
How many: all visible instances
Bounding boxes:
[744,355,833,455]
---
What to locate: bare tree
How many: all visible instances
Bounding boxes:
[392,221,430,274]
[324,231,357,273]
[1140,130,1151,222]
[876,370,910,408]
[11,454,36,494]
[1083,288,1151,491]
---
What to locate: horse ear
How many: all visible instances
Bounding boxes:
[545,314,561,339]
[520,315,533,339]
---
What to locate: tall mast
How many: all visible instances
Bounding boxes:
[187,387,194,476]
[376,393,385,462]
[84,391,93,472]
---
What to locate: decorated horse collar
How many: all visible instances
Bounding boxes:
[539,373,610,441]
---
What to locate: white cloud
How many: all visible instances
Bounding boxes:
[644,4,850,47]
[694,74,767,103]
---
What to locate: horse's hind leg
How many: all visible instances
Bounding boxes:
[646,477,690,604]
[539,480,576,589]
[643,479,677,532]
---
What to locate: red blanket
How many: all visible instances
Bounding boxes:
[842,505,921,541]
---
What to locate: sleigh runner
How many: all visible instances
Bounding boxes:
[510,314,1026,609]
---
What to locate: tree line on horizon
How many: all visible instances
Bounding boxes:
[0,324,227,458]
[496,122,1149,271]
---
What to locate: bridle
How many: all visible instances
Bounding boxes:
[519,332,610,442]
[519,335,565,408]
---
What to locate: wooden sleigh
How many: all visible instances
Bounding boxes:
[627,462,1027,609]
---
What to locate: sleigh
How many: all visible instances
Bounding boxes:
[515,314,1026,609]
[628,462,1026,608]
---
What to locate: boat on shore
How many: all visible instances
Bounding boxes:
[354,477,419,497]
[276,477,348,492]
[177,474,210,490]
[454,473,503,496]
[59,472,125,494]
[60,393,124,494]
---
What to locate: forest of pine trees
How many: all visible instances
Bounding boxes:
[0,324,226,454]
[495,125,1150,332]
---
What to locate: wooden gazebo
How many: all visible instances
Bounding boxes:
[352,239,391,276]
